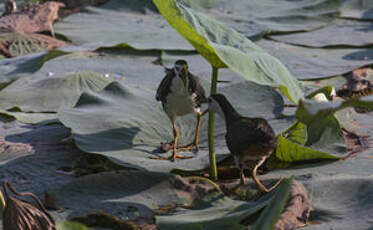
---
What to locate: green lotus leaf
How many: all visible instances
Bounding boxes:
[274,93,373,163]
[296,96,373,125]
[0,49,70,89]
[276,134,339,162]
[0,110,57,124]
[57,222,88,230]
[153,0,304,103]
[181,0,340,37]
[54,0,193,50]
[301,175,373,230]
[269,19,373,48]
[271,86,347,164]
[253,178,292,230]
[156,196,264,230]
[157,178,292,230]
[0,71,113,112]
[50,171,211,220]
[340,0,373,21]
[258,40,373,80]
[58,79,291,172]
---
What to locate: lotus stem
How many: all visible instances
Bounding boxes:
[208,66,218,180]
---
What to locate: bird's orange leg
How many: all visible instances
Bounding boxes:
[252,156,283,193]
[149,122,192,161]
[177,112,203,152]
[229,162,246,194]
[240,168,245,186]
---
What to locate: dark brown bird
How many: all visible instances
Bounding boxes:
[207,94,282,192]
[151,60,207,161]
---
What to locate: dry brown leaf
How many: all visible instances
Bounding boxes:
[341,128,369,160]
[0,2,65,33]
[337,68,373,100]
[0,138,35,158]
[274,180,312,230]
[0,31,67,57]
[2,181,56,230]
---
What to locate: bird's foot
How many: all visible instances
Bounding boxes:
[177,142,199,153]
[255,177,284,193]
[156,141,199,153]
[148,155,193,161]
[228,183,243,195]
[148,152,193,162]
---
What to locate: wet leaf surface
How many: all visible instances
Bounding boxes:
[54,0,193,50]
[340,0,373,21]
[0,71,112,112]
[0,1,373,229]
[258,40,373,80]
[269,19,373,48]
[58,80,289,172]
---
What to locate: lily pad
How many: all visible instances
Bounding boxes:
[58,80,291,172]
[156,196,265,230]
[0,52,46,88]
[163,41,373,81]
[156,178,292,230]
[340,0,373,21]
[302,175,373,230]
[32,50,162,90]
[182,0,340,36]
[0,71,113,112]
[0,49,70,88]
[54,0,193,50]
[269,19,373,48]
[0,110,57,124]
[50,171,213,220]
[257,40,373,80]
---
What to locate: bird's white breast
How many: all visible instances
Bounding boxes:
[165,77,199,118]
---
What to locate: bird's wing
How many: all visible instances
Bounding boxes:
[242,118,276,144]
[156,69,174,101]
[188,72,207,105]
[226,118,276,155]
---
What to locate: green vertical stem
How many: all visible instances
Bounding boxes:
[0,189,5,213]
[208,66,218,180]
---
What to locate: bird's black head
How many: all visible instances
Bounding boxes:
[208,94,240,120]
[207,94,229,117]
[174,59,188,78]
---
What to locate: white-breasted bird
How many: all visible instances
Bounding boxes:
[152,60,207,161]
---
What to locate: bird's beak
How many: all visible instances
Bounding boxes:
[181,67,188,78]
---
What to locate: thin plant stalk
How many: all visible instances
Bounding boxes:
[208,66,218,180]
[0,189,5,213]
